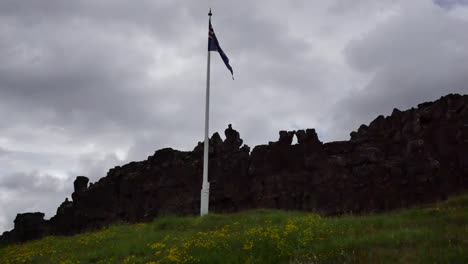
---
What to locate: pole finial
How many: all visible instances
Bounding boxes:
[208,8,212,17]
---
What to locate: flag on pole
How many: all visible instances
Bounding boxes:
[208,20,234,78]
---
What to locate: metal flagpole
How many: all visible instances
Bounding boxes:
[200,9,212,216]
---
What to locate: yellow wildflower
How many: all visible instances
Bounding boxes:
[242,240,254,250]
[149,242,166,250]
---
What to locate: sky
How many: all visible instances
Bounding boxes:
[1,0,468,233]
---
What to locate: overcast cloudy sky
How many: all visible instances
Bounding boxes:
[1,0,467,233]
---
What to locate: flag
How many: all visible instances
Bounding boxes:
[208,20,234,78]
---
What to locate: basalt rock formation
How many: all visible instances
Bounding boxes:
[1,94,467,244]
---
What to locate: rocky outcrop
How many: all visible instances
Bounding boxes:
[1,93,467,244]
[0,213,49,244]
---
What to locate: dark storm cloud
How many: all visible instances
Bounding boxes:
[434,0,468,9]
[0,17,152,131]
[336,0,468,132]
[0,0,189,35]
[0,1,220,140]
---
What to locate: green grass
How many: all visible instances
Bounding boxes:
[1,194,467,264]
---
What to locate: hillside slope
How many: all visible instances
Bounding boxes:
[0,194,467,264]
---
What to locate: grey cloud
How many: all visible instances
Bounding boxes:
[0,171,68,192]
[0,21,152,127]
[0,1,189,33]
[74,152,123,182]
[0,149,55,168]
[0,147,9,157]
[336,1,468,133]
[0,171,72,232]
[328,0,397,14]
[434,0,468,9]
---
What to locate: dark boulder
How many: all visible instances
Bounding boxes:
[0,213,49,244]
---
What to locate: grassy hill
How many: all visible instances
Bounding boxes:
[1,194,467,264]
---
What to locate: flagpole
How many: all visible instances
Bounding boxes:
[200,9,212,216]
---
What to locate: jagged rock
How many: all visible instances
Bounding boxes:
[278,130,295,145]
[56,198,73,216]
[193,132,224,153]
[296,129,321,145]
[2,94,468,245]
[210,132,223,147]
[224,124,243,150]
[71,176,89,202]
[240,144,250,153]
[73,176,89,193]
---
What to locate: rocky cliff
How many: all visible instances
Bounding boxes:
[1,93,467,244]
